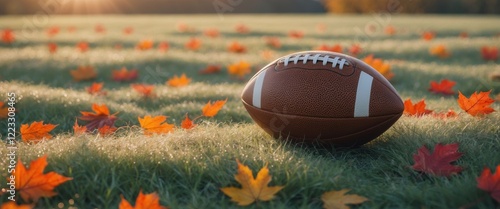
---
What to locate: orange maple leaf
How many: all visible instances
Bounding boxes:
[0,101,8,119]
[422,31,435,41]
[12,156,72,202]
[73,119,87,135]
[228,61,251,79]
[158,42,169,53]
[46,26,60,37]
[136,39,154,51]
[167,74,191,87]
[98,125,117,136]
[0,202,34,209]
[316,44,343,53]
[87,82,105,95]
[384,25,396,35]
[131,84,155,97]
[477,165,500,203]
[70,66,97,82]
[412,143,463,177]
[432,109,458,119]
[288,30,304,39]
[138,115,175,135]
[112,67,138,82]
[362,55,394,80]
[48,42,57,54]
[119,190,168,209]
[202,99,227,117]
[199,65,221,75]
[181,114,195,130]
[220,160,284,206]
[228,41,247,53]
[79,103,118,131]
[95,24,106,33]
[458,91,495,116]
[264,36,281,49]
[235,24,250,34]
[20,121,57,143]
[204,28,220,38]
[2,29,15,44]
[349,44,362,57]
[123,26,134,35]
[430,45,450,59]
[185,38,202,51]
[76,41,89,52]
[481,46,498,61]
[428,79,456,95]
[404,99,433,117]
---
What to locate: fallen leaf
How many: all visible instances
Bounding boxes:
[199,65,221,75]
[384,25,396,35]
[204,28,220,38]
[87,82,105,95]
[2,29,15,44]
[288,30,304,39]
[123,26,134,35]
[70,66,97,82]
[131,84,155,97]
[47,42,57,54]
[362,55,394,80]
[228,61,251,79]
[321,189,369,209]
[220,160,284,206]
[316,44,343,53]
[73,119,87,135]
[167,73,191,87]
[76,41,89,52]
[404,99,433,117]
[112,67,138,82]
[458,91,495,116]
[428,79,456,95]
[115,44,123,50]
[158,42,169,53]
[0,101,8,119]
[235,24,250,34]
[177,22,195,33]
[67,26,77,33]
[138,115,174,135]
[412,143,463,177]
[136,39,154,51]
[181,114,195,130]
[477,165,500,203]
[349,44,362,57]
[119,190,168,209]
[79,103,118,132]
[481,46,498,61]
[459,32,468,38]
[0,202,34,209]
[432,109,458,119]
[20,121,57,143]
[12,156,72,202]
[264,37,281,49]
[422,31,435,41]
[228,41,247,53]
[98,125,117,136]
[202,99,227,117]
[95,24,106,33]
[430,45,450,59]
[46,26,60,37]
[185,37,202,51]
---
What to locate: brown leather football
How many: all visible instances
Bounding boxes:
[241,51,404,147]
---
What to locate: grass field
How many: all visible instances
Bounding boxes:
[1,15,500,208]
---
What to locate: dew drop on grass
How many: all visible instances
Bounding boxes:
[69,199,75,205]
[58,202,64,208]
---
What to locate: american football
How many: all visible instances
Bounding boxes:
[242,51,404,146]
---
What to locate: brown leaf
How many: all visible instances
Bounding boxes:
[321,189,369,209]
[70,66,97,82]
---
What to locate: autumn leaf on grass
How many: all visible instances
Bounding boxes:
[458,91,495,116]
[95,24,106,33]
[79,103,118,132]
[430,45,450,59]
[12,155,72,202]
[181,114,195,130]
[177,22,196,33]
[432,109,458,119]
[384,25,396,35]
[264,36,281,49]
[316,23,327,33]
[112,67,139,82]
[362,55,394,80]
[98,125,117,136]
[48,42,57,54]
[2,29,15,44]
[185,37,202,51]
[228,61,251,79]
[138,115,174,136]
[316,44,343,53]
[87,82,106,95]
[0,101,8,119]
[46,26,60,37]
[0,202,34,209]
[349,44,362,57]
[73,119,87,135]
[481,46,498,61]
[321,189,369,209]
[70,66,97,82]
[167,73,191,87]
[228,41,247,53]
[412,143,463,177]
[459,32,468,38]
[136,39,154,51]
[76,41,89,52]
[199,65,221,75]
[158,42,169,53]
[119,190,168,209]
[221,160,284,206]
[131,84,155,97]
[204,28,220,38]
[288,30,304,39]
[20,121,57,143]
[123,26,134,35]
[404,99,433,117]
[422,31,435,41]
[67,26,77,33]
[428,79,456,95]
[202,99,227,117]
[235,24,250,34]
[477,165,500,203]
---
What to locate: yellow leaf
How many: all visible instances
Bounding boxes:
[227,61,251,78]
[321,189,368,209]
[220,160,284,206]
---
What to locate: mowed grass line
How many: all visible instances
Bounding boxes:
[0,15,500,208]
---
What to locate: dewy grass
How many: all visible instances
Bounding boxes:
[0,15,499,208]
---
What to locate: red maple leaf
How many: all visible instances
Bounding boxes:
[477,165,500,203]
[412,143,463,177]
[79,104,118,132]
[428,79,456,95]
[481,46,498,61]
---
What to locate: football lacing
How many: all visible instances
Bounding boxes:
[281,53,349,70]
